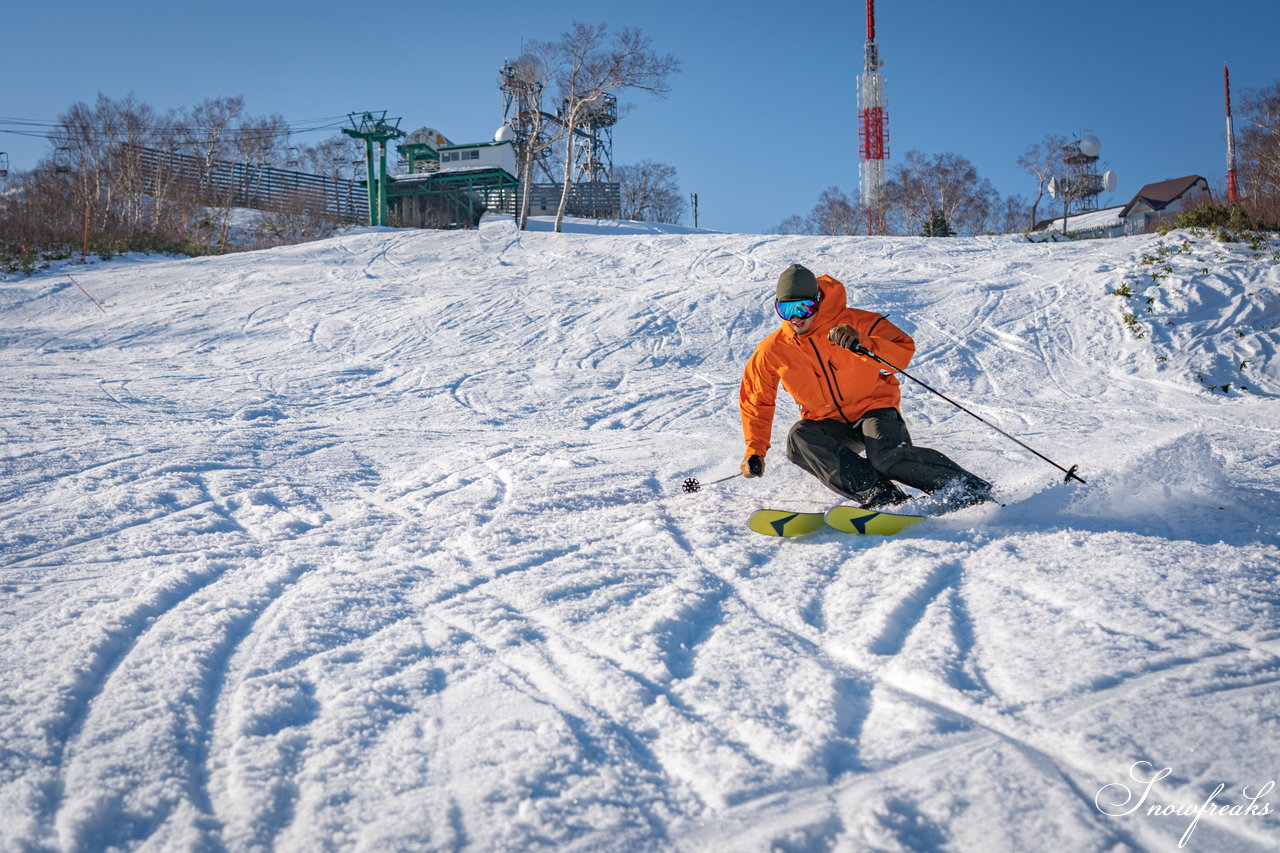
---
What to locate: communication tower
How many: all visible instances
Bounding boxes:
[500,62,553,182]
[858,0,889,234]
[563,93,617,184]
[1225,64,1240,203]
[1050,135,1115,214]
[500,61,618,185]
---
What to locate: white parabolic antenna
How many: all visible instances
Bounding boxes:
[1047,177,1059,198]
[1103,170,1117,192]
[494,124,515,143]
[1079,134,1101,157]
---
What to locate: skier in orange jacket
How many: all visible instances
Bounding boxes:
[739,263,992,509]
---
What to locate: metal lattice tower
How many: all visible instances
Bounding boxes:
[564,93,617,184]
[1061,136,1103,213]
[500,62,554,182]
[501,61,619,187]
[858,0,889,234]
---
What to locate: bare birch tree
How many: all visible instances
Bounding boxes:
[55,93,169,238]
[771,214,809,235]
[808,186,862,235]
[770,187,862,235]
[299,135,364,181]
[176,97,244,187]
[1237,81,1280,220]
[552,22,678,232]
[885,150,999,236]
[231,113,290,167]
[503,47,567,230]
[615,159,685,223]
[1017,133,1067,230]
[173,96,247,233]
[998,194,1032,234]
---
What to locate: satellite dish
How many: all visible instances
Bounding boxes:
[494,124,515,143]
[1079,135,1101,157]
[1103,170,1117,192]
[1047,177,1059,199]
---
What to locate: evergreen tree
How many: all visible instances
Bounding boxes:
[923,210,954,237]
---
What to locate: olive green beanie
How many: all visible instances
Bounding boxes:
[776,263,819,301]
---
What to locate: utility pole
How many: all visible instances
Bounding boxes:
[689,192,698,228]
[342,112,405,226]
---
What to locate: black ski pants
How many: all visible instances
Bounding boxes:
[785,408,985,503]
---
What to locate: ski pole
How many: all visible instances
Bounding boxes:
[683,455,760,493]
[853,345,1086,485]
[682,472,741,493]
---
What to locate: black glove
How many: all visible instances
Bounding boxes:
[828,324,862,352]
[740,453,764,478]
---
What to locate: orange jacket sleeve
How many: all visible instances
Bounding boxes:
[739,337,779,456]
[859,312,915,369]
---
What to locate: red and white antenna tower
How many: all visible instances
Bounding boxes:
[1224,63,1240,204]
[858,0,889,234]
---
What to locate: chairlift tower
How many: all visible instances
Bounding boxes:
[52,133,73,175]
[858,0,889,234]
[342,111,405,226]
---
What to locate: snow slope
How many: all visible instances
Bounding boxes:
[2,216,1279,852]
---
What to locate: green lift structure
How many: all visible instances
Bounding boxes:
[342,111,404,226]
[344,111,518,229]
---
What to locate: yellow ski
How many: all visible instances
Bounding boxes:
[749,506,926,538]
[823,505,924,535]
[747,510,827,538]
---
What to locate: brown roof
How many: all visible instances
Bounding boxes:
[1120,175,1208,218]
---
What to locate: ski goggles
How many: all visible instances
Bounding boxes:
[775,297,820,321]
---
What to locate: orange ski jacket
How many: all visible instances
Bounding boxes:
[740,274,915,457]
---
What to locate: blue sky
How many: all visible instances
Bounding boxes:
[2,0,1277,233]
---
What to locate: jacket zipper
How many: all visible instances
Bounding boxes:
[809,339,850,421]
[827,360,845,401]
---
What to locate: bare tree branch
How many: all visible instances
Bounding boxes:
[551,22,679,232]
[1017,133,1067,230]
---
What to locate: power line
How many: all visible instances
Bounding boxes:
[0,114,351,143]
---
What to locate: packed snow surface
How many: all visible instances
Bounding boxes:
[2,216,1279,852]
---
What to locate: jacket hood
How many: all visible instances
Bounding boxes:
[784,275,847,338]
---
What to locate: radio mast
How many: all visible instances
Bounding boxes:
[1225,64,1240,204]
[858,0,889,234]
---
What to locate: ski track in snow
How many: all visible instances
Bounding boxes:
[2,217,1279,852]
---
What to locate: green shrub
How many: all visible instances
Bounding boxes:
[1176,203,1279,233]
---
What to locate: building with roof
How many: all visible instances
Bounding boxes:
[1119,175,1211,234]
[386,124,620,228]
[386,128,519,228]
[1033,174,1212,238]
[1034,205,1126,239]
